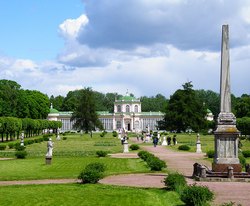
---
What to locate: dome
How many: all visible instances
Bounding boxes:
[118,95,137,101]
[49,108,59,114]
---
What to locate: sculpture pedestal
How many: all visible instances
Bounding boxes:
[213,122,241,172]
[45,157,52,165]
[123,141,129,153]
[212,163,242,173]
[196,141,202,153]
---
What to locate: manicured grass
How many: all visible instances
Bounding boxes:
[0,184,184,206]
[0,156,149,181]
[0,132,124,157]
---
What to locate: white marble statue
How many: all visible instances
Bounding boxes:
[46,138,54,157]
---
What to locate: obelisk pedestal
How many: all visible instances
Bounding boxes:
[212,25,241,172]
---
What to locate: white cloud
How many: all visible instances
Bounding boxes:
[59,14,89,39]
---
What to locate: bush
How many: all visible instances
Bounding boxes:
[164,173,187,194]
[63,136,67,140]
[112,131,118,137]
[219,202,242,206]
[178,145,191,151]
[147,156,166,171]
[138,150,166,171]
[15,151,28,159]
[78,162,106,184]
[238,153,246,167]
[15,145,26,151]
[96,150,108,157]
[0,144,6,150]
[129,144,140,150]
[138,151,153,161]
[180,184,214,206]
[206,150,215,158]
[242,150,250,158]
[8,143,15,149]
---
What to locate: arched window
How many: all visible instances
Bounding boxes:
[117,105,121,112]
[126,105,130,112]
[134,105,138,113]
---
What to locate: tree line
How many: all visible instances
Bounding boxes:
[1,79,250,134]
[0,117,62,142]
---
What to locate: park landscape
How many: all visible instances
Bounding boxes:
[1,130,250,206]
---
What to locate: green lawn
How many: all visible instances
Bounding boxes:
[0,184,183,206]
[0,156,149,181]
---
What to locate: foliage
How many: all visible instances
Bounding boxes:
[96,150,108,157]
[78,162,106,184]
[242,150,250,158]
[112,130,118,137]
[206,150,215,158]
[140,93,168,112]
[8,143,15,149]
[164,173,187,194]
[138,150,166,171]
[178,145,191,151]
[238,153,246,167]
[129,144,140,150]
[15,145,26,151]
[15,150,28,159]
[164,82,207,133]
[71,88,103,133]
[237,117,250,135]
[63,136,67,140]
[234,94,250,118]
[0,144,6,150]
[180,184,214,206]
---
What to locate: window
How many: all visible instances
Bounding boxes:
[134,105,138,113]
[117,105,121,112]
[116,121,121,129]
[126,105,130,112]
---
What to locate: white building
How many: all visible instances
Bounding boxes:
[48,94,164,132]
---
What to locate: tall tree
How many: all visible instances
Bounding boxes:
[50,95,64,111]
[164,81,206,132]
[234,94,250,118]
[195,89,220,118]
[71,88,103,133]
[141,94,168,112]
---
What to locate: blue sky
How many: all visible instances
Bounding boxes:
[0,0,249,98]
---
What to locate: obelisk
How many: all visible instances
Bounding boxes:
[212,25,241,172]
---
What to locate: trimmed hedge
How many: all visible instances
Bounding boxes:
[138,150,166,171]
[242,150,250,158]
[178,145,190,151]
[0,144,6,150]
[180,184,214,206]
[15,151,28,159]
[96,150,108,157]
[164,173,187,194]
[129,144,140,150]
[206,150,215,158]
[78,162,106,184]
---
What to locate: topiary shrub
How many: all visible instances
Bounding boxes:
[242,150,250,158]
[78,162,106,184]
[112,131,118,137]
[8,143,15,149]
[129,144,140,150]
[206,150,215,158]
[0,144,6,150]
[15,145,26,151]
[178,145,190,151]
[63,136,67,140]
[147,156,166,171]
[164,173,187,194]
[138,151,153,161]
[180,184,214,206]
[15,151,28,159]
[96,150,108,157]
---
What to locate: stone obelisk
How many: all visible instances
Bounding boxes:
[212,25,241,172]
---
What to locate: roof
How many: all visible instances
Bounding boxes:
[49,108,59,114]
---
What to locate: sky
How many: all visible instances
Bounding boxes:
[0,0,250,99]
